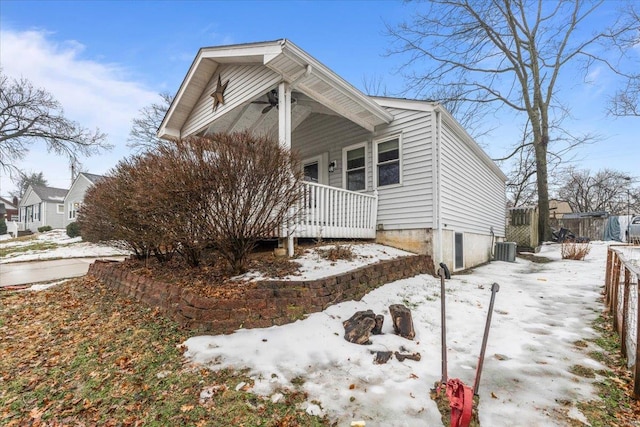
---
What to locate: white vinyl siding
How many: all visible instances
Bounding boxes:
[63,175,95,227]
[372,108,435,230]
[291,113,371,190]
[182,64,281,137]
[439,121,506,237]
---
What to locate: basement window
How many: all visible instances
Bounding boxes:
[454,232,464,270]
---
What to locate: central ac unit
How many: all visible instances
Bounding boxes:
[494,242,516,262]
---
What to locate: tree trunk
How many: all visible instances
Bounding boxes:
[534,133,552,244]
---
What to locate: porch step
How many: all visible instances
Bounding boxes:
[18,230,33,237]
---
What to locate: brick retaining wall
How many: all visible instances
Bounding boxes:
[88,255,433,334]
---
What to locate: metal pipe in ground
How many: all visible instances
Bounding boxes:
[473,282,500,395]
[438,264,450,384]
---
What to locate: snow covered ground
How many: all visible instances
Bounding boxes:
[185,241,614,426]
[1,231,624,425]
[0,229,129,264]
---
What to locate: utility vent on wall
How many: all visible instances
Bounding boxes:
[494,242,517,262]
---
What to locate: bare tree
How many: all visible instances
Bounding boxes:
[608,78,640,117]
[556,167,638,214]
[388,0,639,242]
[127,92,173,152]
[607,6,640,117]
[0,71,111,176]
[10,171,47,199]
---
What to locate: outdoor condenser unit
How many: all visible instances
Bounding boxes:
[494,242,517,262]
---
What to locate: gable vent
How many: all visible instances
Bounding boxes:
[494,242,516,262]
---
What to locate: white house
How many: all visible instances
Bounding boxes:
[64,172,104,228]
[158,39,507,272]
[19,185,68,232]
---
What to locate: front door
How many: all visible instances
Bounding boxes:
[304,161,319,182]
[302,154,328,185]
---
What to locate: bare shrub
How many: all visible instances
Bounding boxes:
[78,155,175,263]
[317,244,355,262]
[79,131,302,274]
[189,132,303,274]
[561,242,591,260]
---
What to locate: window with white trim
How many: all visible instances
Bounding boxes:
[375,136,401,187]
[57,204,64,214]
[343,143,367,191]
[68,202,81,219]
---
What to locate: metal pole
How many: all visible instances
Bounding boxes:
[473,282,500,395]
[438,267,448,384]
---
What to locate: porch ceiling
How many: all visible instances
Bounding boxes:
[158,39,393,139]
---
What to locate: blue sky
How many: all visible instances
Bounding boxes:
[1,0,638,197]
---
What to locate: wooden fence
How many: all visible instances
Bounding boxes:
[604,245,640,399]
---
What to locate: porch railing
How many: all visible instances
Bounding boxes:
[290,182,378,239]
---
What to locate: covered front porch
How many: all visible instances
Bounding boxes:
[158,40,392,248]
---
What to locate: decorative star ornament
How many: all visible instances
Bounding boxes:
[211,75,229,111]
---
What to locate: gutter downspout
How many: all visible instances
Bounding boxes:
[434,108,443,265]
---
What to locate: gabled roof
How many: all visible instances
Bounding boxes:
[31,185,68,203]
[159,39,393,138]
[78,172,104,184]
[372,96,508,182]
[0,196,17,209]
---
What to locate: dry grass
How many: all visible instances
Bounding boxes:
[560,242,591,260]
[0,277,328,426]
[316,244,355,262]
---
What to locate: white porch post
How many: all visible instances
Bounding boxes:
[278,81,292,149]
[277,81,295,256]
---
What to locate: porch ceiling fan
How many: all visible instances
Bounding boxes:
[252,89,296,114]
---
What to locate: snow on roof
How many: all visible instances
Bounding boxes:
[31,185,68,203]
[79,172,105,184]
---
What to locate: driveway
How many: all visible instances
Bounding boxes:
[0,257,127,287]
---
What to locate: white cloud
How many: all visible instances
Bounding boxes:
[0,29,160,195]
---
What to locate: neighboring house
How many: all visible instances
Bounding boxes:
[158,39,507,271]
[549,199,573,219]
[64,172,104,228]
[19,185,68,232]
[0,196,19,221]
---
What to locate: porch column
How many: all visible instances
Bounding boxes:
[277,81,294,256]
[278,81,292,149]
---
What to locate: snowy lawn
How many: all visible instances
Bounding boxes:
[184,241,611,426]
[0,229,129,263]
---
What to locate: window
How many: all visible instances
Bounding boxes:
[69,202,81,219]
[343,143,367,191]
[454,232,464,270]
[57,204,64,214]
[375,137,401,187]
[33,204,40,221]
[303,161,319,183]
